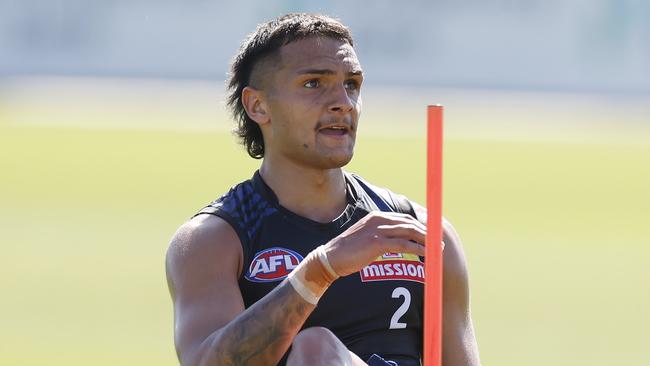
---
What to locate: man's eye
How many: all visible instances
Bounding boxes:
[304,80,320,88]
[344,80,360,91]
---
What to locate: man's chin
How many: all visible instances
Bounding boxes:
[318,152,354,170]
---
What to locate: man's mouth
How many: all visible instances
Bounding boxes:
[318,124,351,136]
[319,125,349,136]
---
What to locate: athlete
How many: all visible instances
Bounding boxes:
[166,13,481,366]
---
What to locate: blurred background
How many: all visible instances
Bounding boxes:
[1,1,648,365]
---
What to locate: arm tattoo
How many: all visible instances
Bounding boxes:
[212,280,312,365]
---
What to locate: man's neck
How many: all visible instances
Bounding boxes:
[259,159,349,223]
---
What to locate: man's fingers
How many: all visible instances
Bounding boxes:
[376,224,426,245]
[381,238,426,257]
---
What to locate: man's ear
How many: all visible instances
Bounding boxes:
[241,86,270,125]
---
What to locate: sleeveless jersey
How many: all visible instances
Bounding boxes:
[195,171,425,366]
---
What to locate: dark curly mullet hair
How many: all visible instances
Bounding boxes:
[226,13,354,159]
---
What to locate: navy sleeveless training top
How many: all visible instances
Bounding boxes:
[195,171,425,366]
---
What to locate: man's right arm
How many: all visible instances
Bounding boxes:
[166,215,316,366]
[166,211,427,366]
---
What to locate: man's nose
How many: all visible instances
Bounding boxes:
[328,84,354,114]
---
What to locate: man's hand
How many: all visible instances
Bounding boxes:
[324,211,427,277]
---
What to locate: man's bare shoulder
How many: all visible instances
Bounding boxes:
[166,215,244,296]
[441,217,469,273]
[442,218,462,252]
[169,214,239,251]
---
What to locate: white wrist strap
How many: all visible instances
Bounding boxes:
[287,246,339,305]
[315,245,340,279]
[288,274,320,305]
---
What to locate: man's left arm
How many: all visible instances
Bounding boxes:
[412,203,481,366]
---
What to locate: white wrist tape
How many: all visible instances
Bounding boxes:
[315,245,340,280]
[286,246,339,305]
[288,274,320,305]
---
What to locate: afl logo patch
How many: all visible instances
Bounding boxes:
[245,247,303,283]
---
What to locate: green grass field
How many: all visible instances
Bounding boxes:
[1,79,649,365]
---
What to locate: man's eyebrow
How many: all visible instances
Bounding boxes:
[296,68,364,76]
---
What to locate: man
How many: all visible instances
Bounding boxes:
[166,13,480,366]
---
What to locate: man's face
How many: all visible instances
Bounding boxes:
[262,36,363,169]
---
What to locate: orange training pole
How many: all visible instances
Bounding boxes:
[424,105,443,366]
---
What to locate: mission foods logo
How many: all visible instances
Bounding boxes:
[360,252,425,284]
[245,247,303,283]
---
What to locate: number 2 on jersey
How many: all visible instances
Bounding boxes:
[389,287,411,329]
